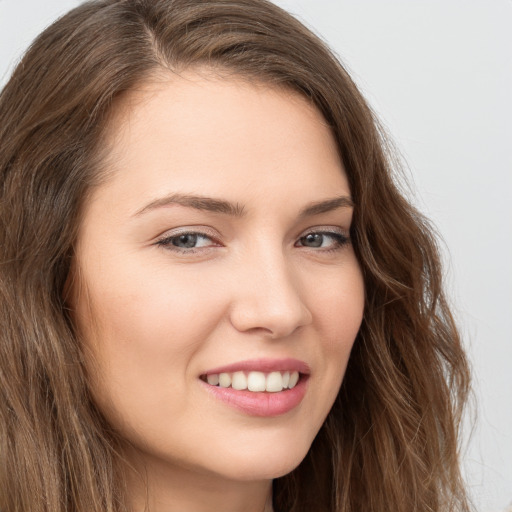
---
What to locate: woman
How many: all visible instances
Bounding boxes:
[0,1,471,511]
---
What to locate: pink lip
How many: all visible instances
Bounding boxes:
[199,358,310,417]
[200,377,308,417]
[201,358,311,376]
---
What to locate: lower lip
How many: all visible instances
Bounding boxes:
[200,376,308,417]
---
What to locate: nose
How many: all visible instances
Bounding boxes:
[228,247,313,339]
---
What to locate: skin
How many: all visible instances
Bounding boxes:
[71,70,365,512]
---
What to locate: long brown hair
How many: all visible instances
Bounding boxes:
[0,1,471,511]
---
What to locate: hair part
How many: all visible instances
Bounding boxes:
[0,1,471,511]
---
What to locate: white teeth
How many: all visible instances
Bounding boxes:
[247,371,266,392]
[207,374,219,386]
[204,370,302,392]
[266,371,283,392]
[288,371,299,389]
[218,373,231,388]
[231,371,247,390]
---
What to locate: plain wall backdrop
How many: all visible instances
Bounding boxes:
[1,1,511,510]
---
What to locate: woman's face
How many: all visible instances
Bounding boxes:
[72,71,365,484]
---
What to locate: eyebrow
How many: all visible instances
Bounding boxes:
[134,193,246,217]
[134,193,354,218]
[299,195,354,217]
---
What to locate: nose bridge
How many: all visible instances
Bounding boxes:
[229,239,313,338]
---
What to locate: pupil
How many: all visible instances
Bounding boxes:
[304,233,322,247]
[173,234,197,248]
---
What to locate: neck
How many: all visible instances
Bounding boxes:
[124,451,273,512]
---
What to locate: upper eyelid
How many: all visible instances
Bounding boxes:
[300,226,347,235]
[157,224,348,238]
[296,226,349,242]
[155,226,219,242]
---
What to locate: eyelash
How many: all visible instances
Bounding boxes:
[155,229,350,255]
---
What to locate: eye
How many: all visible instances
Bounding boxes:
[155,231,217,253]
[296,230,349,252]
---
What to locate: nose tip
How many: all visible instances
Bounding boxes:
[228,264,313,339]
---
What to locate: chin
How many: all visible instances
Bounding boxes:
[215,437,312,482]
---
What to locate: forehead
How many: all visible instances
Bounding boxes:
[107,68,336,151]
[89,69,349,218]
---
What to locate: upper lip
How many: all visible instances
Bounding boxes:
[201,358,311,376]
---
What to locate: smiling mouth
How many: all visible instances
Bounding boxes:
[200,370,303,393]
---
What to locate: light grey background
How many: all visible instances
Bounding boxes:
[1,1,511,510]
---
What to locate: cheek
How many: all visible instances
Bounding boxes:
[309,265,365,350]
[311,264,364,405]
[81,261,223,352]
[72,264,225,419]
[295,265,364,438]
